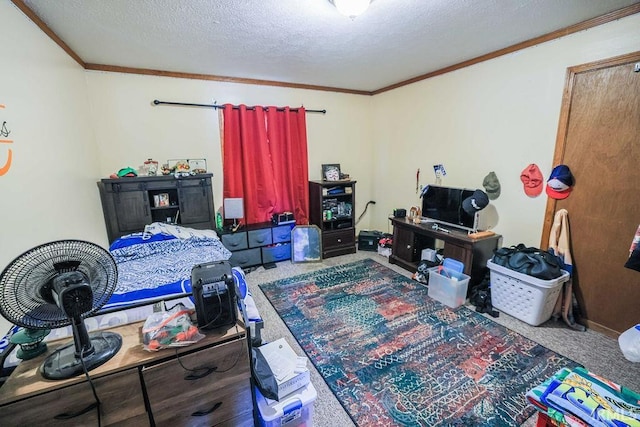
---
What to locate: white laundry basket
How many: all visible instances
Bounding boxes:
[487,260,569,326]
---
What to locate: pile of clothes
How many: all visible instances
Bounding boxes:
[526,366,640,426]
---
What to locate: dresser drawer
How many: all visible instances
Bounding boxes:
[248,228,272,247]
[0,368,146,427]
[142,338,251,426]
[322,229,355,249]
[152,380,252,427]
[272,224,294,243]
[262,243,291,263]
[221,232,248,251]
[229,248,261,268]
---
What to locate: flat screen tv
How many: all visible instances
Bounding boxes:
[420,185,489,232]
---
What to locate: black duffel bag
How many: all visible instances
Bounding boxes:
[492,244,563,280]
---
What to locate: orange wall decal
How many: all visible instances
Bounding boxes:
[0,103,13,176]
[0,149,12,176]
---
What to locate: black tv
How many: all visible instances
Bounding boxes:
[420,185,482,232]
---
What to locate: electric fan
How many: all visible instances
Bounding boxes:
[0,240,121,380]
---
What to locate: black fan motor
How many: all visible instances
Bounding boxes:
[51,271,94,318]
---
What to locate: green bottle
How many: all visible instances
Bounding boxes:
[216,212,223,230]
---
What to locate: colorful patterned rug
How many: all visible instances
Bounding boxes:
[259,258,579,426]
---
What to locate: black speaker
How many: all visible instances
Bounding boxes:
[191,261,237,330]
[394,208,406,218]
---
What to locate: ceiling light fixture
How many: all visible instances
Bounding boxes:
[330,0,372,18]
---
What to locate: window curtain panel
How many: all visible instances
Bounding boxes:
[221,104,309,225]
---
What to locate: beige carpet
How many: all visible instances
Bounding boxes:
[246,251,640,427]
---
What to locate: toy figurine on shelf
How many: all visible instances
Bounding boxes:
[144,158,159,176]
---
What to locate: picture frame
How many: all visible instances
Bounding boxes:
[188,158,207,174]
[291,225,322,263]
[322,164,341,181]
[167,159,190,173]
[157,193,170,207]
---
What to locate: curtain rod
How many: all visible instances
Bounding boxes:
[152,99,326,114]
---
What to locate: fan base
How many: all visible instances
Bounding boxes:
[40,331,122,380]
[17,343,48,360]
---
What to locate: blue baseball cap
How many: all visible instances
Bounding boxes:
[546,165,574,199]
[462,189,489,214]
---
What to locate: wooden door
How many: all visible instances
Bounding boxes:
[541,52,640,335]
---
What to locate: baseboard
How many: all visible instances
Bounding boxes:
[579,317,621,338]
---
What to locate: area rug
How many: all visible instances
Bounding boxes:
[259,258,579,427]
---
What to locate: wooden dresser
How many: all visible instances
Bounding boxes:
[0,321,253,426]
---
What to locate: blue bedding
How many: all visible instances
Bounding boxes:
[104,230,232,309]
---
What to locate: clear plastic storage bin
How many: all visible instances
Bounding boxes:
[255,382,317,427]
[487,260,569,326]
[427,266,470,308]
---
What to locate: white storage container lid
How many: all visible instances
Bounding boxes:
[256,382,317,422]
[619,324,640,363]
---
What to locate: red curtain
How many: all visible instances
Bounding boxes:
[222,104,309,225]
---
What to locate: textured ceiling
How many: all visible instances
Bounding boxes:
[18,0,640,92]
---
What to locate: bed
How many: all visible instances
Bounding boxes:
[1,223,262,371]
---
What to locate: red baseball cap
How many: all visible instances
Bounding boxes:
[520,164,543,197]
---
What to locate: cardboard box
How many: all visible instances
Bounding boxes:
[254,338,310,400]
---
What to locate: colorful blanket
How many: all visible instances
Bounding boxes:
[527,367,640,427]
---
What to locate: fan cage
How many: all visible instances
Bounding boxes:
[0,240,117,329]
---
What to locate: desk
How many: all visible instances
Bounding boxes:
[389,217,502,290]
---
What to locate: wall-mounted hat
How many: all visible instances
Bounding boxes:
[462,189,489,215]
[546,164,574,199]
[520,164,544,197]
[482,172,501,200]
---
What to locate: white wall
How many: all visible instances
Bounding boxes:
[0,2,103,333]
[370,13,640,246]
[85,72,374,230]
